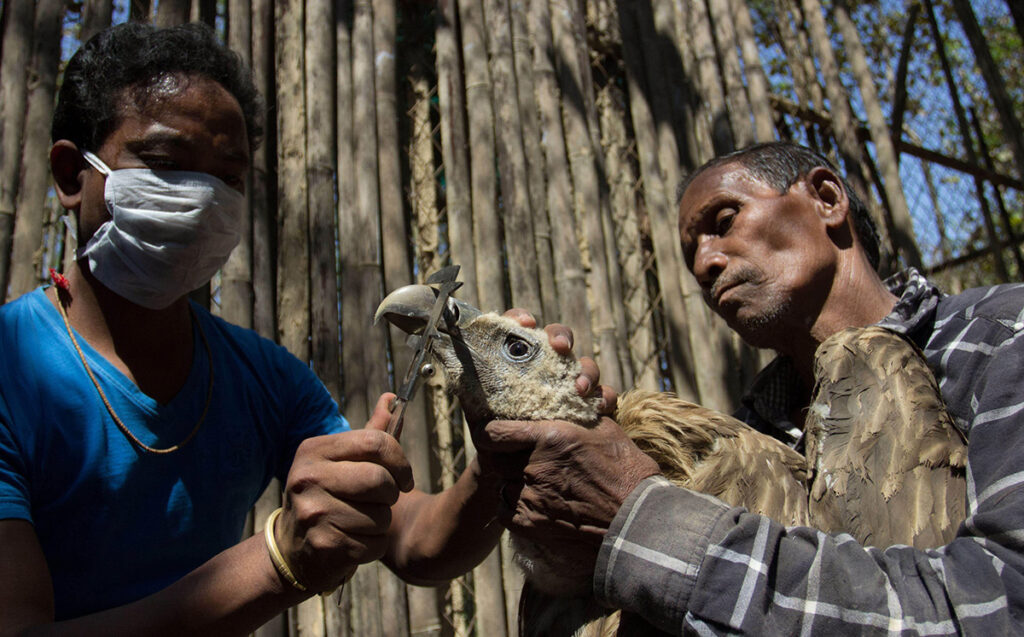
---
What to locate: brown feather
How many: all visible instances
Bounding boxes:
[804,326,967,548]
[617,389,810,526]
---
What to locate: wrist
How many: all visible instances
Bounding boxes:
[264,507,309,592]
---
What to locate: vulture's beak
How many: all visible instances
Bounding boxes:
[374,284,482,336]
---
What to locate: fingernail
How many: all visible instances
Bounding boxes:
[577,377,591,395]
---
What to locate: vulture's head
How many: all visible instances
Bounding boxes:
[375,284,601,431]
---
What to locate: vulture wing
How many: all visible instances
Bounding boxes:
[804,326,967,548]
[618,389,810,526]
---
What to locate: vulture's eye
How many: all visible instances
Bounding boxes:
[503,335,535,362]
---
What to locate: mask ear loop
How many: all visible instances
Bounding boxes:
[81,150,112,176]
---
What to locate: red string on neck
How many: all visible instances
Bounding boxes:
[49,268,70,292]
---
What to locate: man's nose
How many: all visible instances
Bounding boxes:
[692,236,727,288]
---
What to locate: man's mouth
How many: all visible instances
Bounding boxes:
[710,277,744,305]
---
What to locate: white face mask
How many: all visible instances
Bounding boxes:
[78,150,244,310]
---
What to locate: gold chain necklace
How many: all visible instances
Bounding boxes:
[50,269,214,454]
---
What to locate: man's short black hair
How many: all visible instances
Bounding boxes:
[676,141,882,270]
[52,22,263,153]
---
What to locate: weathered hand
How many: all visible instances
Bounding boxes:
[502,308,618,414]
[475,416,660,573]
[276,393,414,592]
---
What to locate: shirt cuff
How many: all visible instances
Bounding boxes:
[594,476,730,632]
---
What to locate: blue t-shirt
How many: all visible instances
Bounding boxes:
[0,288,348,619]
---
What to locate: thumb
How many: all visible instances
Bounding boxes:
[365,392,397,432]
[475,419,543,453]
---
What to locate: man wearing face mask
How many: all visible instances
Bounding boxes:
[0,22,604,634]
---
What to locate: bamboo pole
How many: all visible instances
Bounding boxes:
[799,0,894,263]
[129,0,151,22]
[221,0,254,329]
[276,3,322,631]
[641,1,722,395]
[459,0,505,314]
[889,4,920,159]
[344,2,389,634]
[80,0,113,42]
[7,0,63,302]
[154,0,189,26]
[550,0,624,390]
[250,3,284,635]
[527,0,592,352]
[372,1,414,634]
[407,68,447,637]
[634,0,733,410]
[251,0,277,340]
[730,0,776,142]
[191,0,217,26]
[616,0,698,402]
[510,0,558,321]
[706,0,755,148]
[671,0,714,164]
[641,1,691,172]
[922,0,1010,281]
[331,8,358,633]
[273,0,310,360]
[435,4,480,634]
[0,0,33,297]
[306,0,341,400]
[971,107,1024,277]
[479,2,530,632]
[688,0,734,154]
[436,0,479,308]
[596,80,660,391]
[567,4,632,382]
[949,0,1024,182]
[833,0,924,271]
[484,0,541,322]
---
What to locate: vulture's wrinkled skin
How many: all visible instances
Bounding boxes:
[375,285,966,636]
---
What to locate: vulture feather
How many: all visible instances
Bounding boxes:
[375,286,966,635]
[804,326,967,548]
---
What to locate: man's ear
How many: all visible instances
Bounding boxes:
[50,140,87,211]
[805,165,849,229]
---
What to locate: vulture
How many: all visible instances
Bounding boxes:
[375,284,967,636]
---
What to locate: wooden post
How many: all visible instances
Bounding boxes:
[923,0,1010,282]
[0,0,33,297]
[616,0,698,402]
[950,0,1024,181]
[7,0,64,301]
[527,0,592,351]
[459,0,505,314]
[80,0,114,42]
[484,0,541,320]
[221,0,254,329]
[154,0,189,26]
[509,1,558,321]
[706,0,755,148]
[800,0,896,267]
[834,0,924,270]
[730,0,776,142]
[688,0,734,154]
[250,0,277,340]
[550,0,624,390]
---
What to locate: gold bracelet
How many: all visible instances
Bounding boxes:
[264,507,308,592]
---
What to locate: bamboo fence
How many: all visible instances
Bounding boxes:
[0,0,1022,634]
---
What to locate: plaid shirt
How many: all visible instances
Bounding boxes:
[596,270,1024,634]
